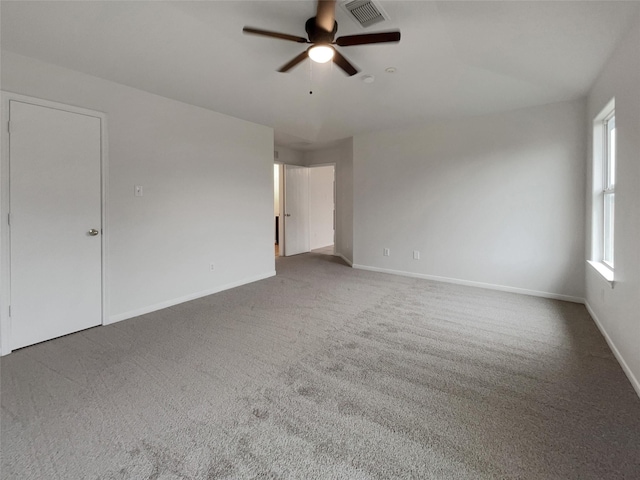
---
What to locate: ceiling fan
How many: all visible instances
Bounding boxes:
[242,0,400,76]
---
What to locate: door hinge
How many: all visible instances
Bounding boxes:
[7,213,10,226]
[8,306,11,317]
[7,121,11,134]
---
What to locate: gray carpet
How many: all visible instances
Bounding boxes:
[1,253,639,479]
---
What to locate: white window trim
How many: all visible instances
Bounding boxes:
[602,111,615,268]
[590,98,615,287]
[587,260,614,286]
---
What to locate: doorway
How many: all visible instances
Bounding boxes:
[1,94,106,354]
[274,164,282,257]
[273,163,335,258]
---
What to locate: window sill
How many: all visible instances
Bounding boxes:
[587,260,615,287]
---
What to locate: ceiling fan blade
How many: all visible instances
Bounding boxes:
[336,31,401,47]
[332,50,358,76]
[243,27,309,43]
[278,51,309,72]
[315,0,336,32]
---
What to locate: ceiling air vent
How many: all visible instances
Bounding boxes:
[341,0,389,28]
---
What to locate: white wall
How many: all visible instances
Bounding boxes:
[274,145,305,166]
[308,165,335,250]
[585,13,640,395]
[353,99,586,301]
[1,51,275,327]
[304,139,353,264]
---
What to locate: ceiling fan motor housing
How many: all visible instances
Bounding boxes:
[305,17,338,44]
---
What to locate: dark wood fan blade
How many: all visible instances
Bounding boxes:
[278,51,309,72]
[332,50,358,76]
[243,27,309,43]
[335,31,401,47]
[316,0,336,33]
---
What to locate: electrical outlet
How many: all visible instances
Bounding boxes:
[383,248,390,257]
[413,250,420,260]
[209,263,215,272]
[134,185,144,197]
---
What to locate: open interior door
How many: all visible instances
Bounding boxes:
[283,165,310,256]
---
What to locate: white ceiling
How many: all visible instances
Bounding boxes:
[2,1,638,150]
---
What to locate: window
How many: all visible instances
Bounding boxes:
[603,112,615,267]
[590,98,615,282]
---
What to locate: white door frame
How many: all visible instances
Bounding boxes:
[0,91,109,355]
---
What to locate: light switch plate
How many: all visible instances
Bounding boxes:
[135,185,143,197]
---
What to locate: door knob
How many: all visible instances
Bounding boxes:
[88,229,99,236]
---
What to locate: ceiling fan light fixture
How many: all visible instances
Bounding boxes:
[308,44,335,63]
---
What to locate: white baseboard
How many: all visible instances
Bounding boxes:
[352,264,584,304]
[335,252,353,267]
[106,270,276,325]
[585,301,640,399]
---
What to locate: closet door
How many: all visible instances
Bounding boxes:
[9,100,102,350]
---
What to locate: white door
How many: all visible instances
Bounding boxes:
[308,165,335,250]
[9,100,102,350]
[283,165,310,256]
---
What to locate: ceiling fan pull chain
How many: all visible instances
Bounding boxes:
[309,58,313,95]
